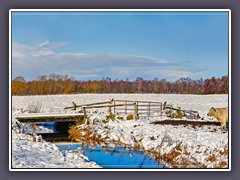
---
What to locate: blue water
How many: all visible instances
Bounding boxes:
[37,122,57,132]
[56,143,164,168]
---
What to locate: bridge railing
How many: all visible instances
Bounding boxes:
[112,99,163,118]
[64,98,164,123]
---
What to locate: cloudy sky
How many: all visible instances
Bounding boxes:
[11,11,229,81]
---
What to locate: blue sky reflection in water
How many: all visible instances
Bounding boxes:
[57,143,164,168]
[37,122,57,132]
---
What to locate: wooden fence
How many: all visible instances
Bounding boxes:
[112,99,163,118]
[64,99,199,123]
[64,98,163,122]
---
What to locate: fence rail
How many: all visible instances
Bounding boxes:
[113,99,163,117]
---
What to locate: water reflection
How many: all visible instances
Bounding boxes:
[37,122,57,132]
[57,143,164,168]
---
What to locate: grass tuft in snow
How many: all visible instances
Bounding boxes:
[27,102,43,113]
[126,114,134,120]
[68,125,81,142]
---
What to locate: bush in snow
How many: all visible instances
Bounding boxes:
[27,102,43,113]
[126,114,134,120]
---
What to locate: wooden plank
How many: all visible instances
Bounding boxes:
[82,107,87,124]
[64,100,112,109]
[137,108,163,111]
[16,114,83,119]
[131,104,161,107]
[114,99,162,104]
[17,118,78,123]
[84,103,134,109]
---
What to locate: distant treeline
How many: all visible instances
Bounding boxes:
[12,74,228,95]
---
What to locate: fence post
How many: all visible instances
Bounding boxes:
[160,103,163,118]
[83,106,87,124]
[72,101,77,110]
[148,102,151,117]
[113,99,115,114]
[163,101,167,110]
[125,101,127,114]
[109,99,113,116]
[134,101,139,120]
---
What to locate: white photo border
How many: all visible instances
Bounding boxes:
[9,9,231,171]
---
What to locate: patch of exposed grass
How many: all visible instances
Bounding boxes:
[106,114,115,120]
[126,114,134,120]
[176,109,183,119]
[68,125,81,142]
[69,125,108,146]
[207,155,217,163]
[216,161,228,168]
[134,143,141,150]
[75,117,85,125]
[162,147,182,163]
[219,147,228,156]
[117,116,124,120]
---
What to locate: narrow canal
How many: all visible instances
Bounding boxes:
[56,143,164,168]
[37,123,165,168]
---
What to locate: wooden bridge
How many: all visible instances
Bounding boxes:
[15,113,85,141]
[64,98,199,122]
[64,99,165,122]
[16,98,199,125]
[14,98,199,141]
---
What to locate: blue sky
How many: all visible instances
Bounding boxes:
[12,11,229,81]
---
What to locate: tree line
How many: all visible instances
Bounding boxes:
[12,74,229,95]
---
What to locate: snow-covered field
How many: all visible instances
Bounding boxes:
[11,94,229,169]
[12,94,228,116]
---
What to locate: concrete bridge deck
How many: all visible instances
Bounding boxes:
[15,113,84,123]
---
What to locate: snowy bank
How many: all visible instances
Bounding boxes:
[11,115,101,169]
[71,111,228,168]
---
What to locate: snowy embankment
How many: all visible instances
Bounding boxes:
[72,112,228,168]
[11,111,101,168]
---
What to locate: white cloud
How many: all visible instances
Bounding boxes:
[12,41,205,81]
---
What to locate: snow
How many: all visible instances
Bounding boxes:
[12,94,228,117]
[12,130,101,168]
[80,115,228,168]
[11,94,229,169]
[11,114,101,168]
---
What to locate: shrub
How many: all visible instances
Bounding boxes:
[117,116,124,120]
[106,114,115,120]
[68,125,81,142]
[176,109,183,119]
[27,102,42,113]
[126,114,134,120]
[75,117,85,125]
